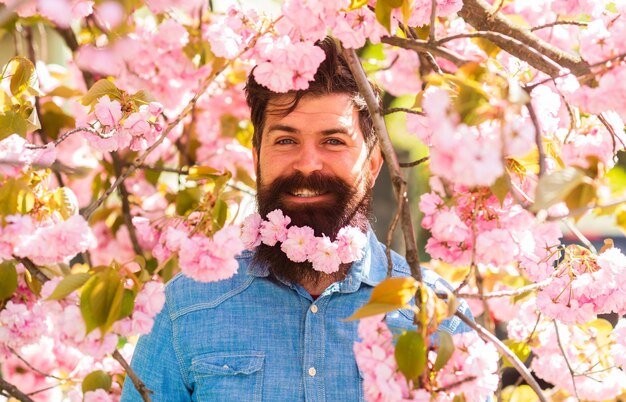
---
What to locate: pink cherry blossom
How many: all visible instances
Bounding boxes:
[309,236,342,274]
[281,225,317,263]
[94,96,122,127]
[241,213,263,249]
[259,209,291,246]
[336,226,367,263]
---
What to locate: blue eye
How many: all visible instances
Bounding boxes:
[325,138,344,145]
[276,138,296,145]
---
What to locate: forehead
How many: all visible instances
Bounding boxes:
[264,93,359,132]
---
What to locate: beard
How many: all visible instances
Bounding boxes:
[253,170,373,287]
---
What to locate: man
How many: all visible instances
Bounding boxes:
[121,38,472,401]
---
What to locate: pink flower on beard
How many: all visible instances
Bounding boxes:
[259,209,291,246]
[281,225,316,263]
[94,95,122,127]
[309,236,341,274]
[241,213,263,249]
[335,226,367,263]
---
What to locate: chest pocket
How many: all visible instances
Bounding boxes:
[191,352,265,402]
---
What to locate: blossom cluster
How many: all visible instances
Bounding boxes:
[241,210,367,274]
[85,96,164,152]
[353,315,499,402]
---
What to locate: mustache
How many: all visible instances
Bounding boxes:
[260,171,353,198]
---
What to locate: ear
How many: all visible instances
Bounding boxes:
[368,146,384,188]
[253,147,258,169]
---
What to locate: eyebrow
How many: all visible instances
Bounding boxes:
[267,124,350,136]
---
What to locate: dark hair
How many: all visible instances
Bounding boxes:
[244,37,381,152]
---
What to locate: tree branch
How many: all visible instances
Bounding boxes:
[15,256,50,284]
[531,20,587,32]
[455,311,547,402]
[111,152,143,255]
[525,96,547,177]
[554,321,580,400]
[457,0,590,77]
[456,278,552,299]
[383,107,424,116]
[399,156,429,168]
[0,377,35,402]
[380,36,468,67]
[343,47,423,283]
[112,350,153,402]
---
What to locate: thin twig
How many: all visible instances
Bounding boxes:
[525,97,546,177]
[455,312,547,402]
[554,321,580,400]
[564,220,597,254]
[433,375,478,392]
[429,0,437,43]
[8,347,66,381]
[386,195,403,277]
[456,278,552,299]
[343,47,423,283]
[399,156,429,168]
[383,107,424,116]
[531,20,588,32]
[111,152,143,255]
[598,113,626,151]
[25,126,101,149]
[0,377,35,402]
[380,36,468,67]
[547,196,626,221]
[15,256,50,284]
[112,350,153,402]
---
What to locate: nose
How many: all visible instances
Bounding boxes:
[292,145,323,176]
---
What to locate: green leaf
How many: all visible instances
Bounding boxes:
[82,370,112,393]
[434,330,455,371]
[212,199,229,232]
[502,339,531,369]
[46,85,83,98]
[375,1,393,32]
[132,89,156,105]
[0,110,28,138]
[346,277,418,320]
[9,57,36,97]
[119,289,136,320]
[50,187,79,219]
[491,175,509,205]
[80,274,101,334]
[40,101,76,140]
[175,187,202,216]
[381,0,403,7]
[46,272,92,300]
[80,268,125,335]
[0,261,18,300]
[0,177,35,215]
[81,79,121,107]
[187,165,223,181]
[394,331,426,381]
[564,182,596,219]
[531,167,586,212]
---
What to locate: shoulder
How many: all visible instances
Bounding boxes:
[164,250,257,321]
[381,243,474,335]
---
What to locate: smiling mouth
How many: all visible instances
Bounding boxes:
[289,188,328,198]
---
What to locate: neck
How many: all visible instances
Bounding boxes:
[300,276,338,297]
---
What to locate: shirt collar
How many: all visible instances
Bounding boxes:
[246,227,389,293]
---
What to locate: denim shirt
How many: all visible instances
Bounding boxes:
[120,230,473,402]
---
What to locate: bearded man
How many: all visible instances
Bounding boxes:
[121,38,472,402]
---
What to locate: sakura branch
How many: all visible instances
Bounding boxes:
[530,20,588,32]
[454,311,547,402]
[0,377,34,402]
[458,0,590,77]
[112,350,153,402]
[456,278,552,299]
[383,107,424,116]
[380,36,468,67]
[343,47,423,283]
[399,156,429,168]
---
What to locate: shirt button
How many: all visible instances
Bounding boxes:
[310,305,318,314]
[308,367,317,377]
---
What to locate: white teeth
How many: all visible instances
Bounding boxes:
[293,189,321,197]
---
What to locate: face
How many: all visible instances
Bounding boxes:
[253,93,383,220]
[252,93,384,285]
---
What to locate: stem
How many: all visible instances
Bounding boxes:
[457,278,552,299]
[455,311,547,402]
[0,377,35,402]
[526,96,547,177]
[111,152,143,255]
[554,321,580,400]
[399,156,429,168]
[15,256,50,284]
[112,350,153,402]
[429,0,437,43]
[343,47,423,283]
[386,194,403,277]
[383,107,424,116]
[564,220,597,254]
[531,20,588,32]
[380,36,468,67]
[458,0,590,78]
[547,196,626,221]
